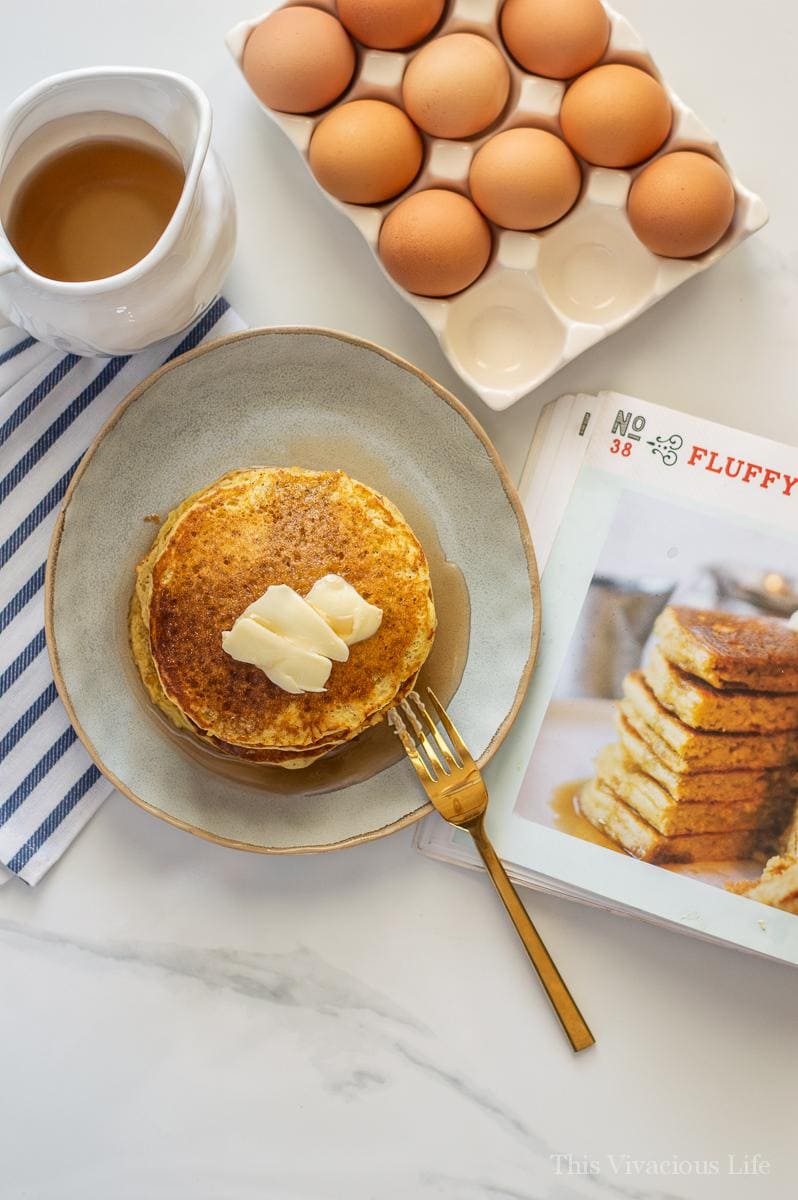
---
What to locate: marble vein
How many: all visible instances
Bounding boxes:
[0,917,687,1200]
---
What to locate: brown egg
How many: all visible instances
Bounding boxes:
[500,0,610,79]
[628,151,736,258]
[242,7,355,114]
[402,34,511,139]
[337,0,444,49]
[309,100,423,205]
[560,64,672,168]
[469,128,581,230]
[378,189,492,296]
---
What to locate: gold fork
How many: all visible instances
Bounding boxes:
[389,688,595,1053]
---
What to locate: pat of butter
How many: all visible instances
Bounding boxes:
[789,610,798,631]
[221,618,332,695]
[306,574,383,646]
[221,577,381,694]
[243,584,349,662]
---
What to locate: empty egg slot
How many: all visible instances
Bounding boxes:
[442,269,567,403]
[537,204,658,325]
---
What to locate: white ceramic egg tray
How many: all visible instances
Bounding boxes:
[226,1,767,412]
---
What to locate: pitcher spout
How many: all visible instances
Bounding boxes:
[121,69,213,223]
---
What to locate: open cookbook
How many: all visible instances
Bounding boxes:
[417,392,798,966]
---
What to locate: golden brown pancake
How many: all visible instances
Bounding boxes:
[593,744,791,837]
[616,713,797,805]
[654,605,798,693]
[578,605,798,866]
[644,646,798,733]
[129,590,358,766]
[131,467,436,764]
[578,778,760,864]
[621,673,798,771]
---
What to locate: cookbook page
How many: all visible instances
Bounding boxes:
[424,393,798,964]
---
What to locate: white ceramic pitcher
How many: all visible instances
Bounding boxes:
[0,67,236,356]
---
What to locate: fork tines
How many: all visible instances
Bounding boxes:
[388,688,469,783]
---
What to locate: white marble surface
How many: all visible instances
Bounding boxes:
[1,2,797,1196]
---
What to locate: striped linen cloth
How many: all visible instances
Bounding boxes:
[0,298,245,886]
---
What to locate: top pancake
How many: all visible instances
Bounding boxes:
[135,468,436,752]
[654,605,798,693]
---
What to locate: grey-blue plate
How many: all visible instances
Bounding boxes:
[47,329,539,853]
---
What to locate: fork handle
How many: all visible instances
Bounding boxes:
[470,821,595,1053]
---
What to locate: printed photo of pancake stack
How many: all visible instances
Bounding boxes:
[579,606,798,879]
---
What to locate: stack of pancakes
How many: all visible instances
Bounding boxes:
[130,467,436,767]
[580,606,798,863]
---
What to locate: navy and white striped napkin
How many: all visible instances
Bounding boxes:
[0,298,245,886]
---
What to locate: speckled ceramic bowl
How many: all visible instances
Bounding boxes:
[46,328,539,854]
